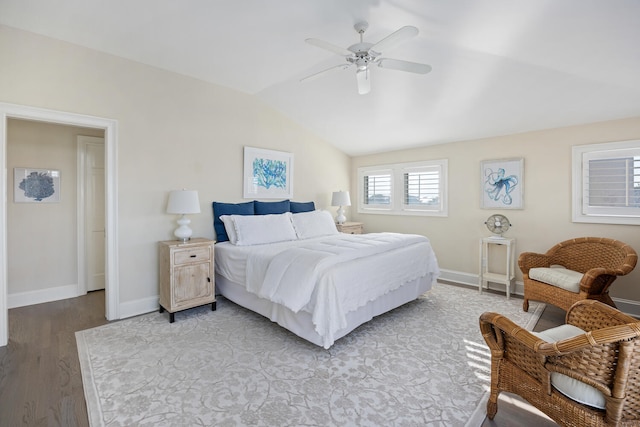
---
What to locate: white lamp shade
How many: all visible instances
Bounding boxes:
[331,191,351,207]
[167,190,201,214]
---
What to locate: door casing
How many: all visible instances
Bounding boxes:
[0,102,119,346]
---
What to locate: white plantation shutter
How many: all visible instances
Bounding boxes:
[573,141,640,224]
[363,171,392,206]
[585,157,640,208]
[403,164,443,211]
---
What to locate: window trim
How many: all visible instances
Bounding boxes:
[358,159,448,217]
[572,139,640,225]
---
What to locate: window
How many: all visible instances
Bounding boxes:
[358,159,448,216]
[572,140,640,225]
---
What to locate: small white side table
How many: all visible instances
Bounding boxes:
[479,237,516,299]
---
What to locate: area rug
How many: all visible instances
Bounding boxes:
[76,283,544,426]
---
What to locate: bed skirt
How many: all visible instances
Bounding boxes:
[215,273,433,348]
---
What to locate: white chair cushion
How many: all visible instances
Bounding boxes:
[532,324,606,409]
[529,266,583,293]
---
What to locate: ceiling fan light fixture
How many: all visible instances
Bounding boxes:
[356,68,371,95]
[302,21,431,93]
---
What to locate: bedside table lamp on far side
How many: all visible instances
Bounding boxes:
[331,190,351,224]
[166,189,200,242]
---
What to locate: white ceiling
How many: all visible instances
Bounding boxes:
[2,0,640,156]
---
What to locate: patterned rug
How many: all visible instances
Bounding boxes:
[76,283,544,426]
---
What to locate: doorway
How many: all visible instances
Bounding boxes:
[0,103,119,346]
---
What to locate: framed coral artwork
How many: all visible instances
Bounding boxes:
[14,167,61,203]
[480,158,524,209]
[243,147,294,199]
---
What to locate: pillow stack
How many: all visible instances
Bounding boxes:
[213,199,316,242]
[219,210,338,246]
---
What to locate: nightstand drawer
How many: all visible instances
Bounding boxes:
[173,246,211,265]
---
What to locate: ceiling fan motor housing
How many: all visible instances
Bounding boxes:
[302,21,431,94]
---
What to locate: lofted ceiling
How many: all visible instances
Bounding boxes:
[1,0,640,156]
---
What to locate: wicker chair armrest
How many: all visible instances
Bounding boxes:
[578,267,622,294]
[535,323,640,356]
[480,312,549,352]
[582,264,635,281]
[517,252,552,274]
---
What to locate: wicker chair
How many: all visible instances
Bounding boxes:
[519,237,637,312]
[480,300,640,426]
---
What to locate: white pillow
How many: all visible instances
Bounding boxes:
[219,215,238,244]
[532,324,606,409]
[292,210,339,239]
[231,212,298,246]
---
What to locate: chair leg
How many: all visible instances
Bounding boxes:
[487,394,498,420]
[523,298,529,312]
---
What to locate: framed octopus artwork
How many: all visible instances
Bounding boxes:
[480,158,524,209]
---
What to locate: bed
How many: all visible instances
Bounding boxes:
[212,200,440,349]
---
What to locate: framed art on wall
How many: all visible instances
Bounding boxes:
[480,158,523,209]
[14,167,61,203]
[243,147,294,199]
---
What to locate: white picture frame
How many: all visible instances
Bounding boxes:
[480,158,524,209]
[243,147,293,199]
[14,167,61,203]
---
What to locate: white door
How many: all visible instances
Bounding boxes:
[80,137,105,291]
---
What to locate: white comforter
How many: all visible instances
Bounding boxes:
[217,233,439,348]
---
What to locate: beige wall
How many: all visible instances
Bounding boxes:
[2,23,638,312]
[351,116,640,303]
[0,25,350,308]
[7,119,103,294]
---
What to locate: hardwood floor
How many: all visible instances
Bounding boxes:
[0,291,107,427]
[0,289,565,427]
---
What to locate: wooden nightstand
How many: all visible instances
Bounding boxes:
[158,238,216,323]
[336,222,364,234]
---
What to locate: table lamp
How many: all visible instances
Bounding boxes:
[166,189,200,242]
[331,190,351,224]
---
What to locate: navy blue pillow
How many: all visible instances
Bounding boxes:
[254,199,290,215]
[212,201,255,242]
[290,201,315,213]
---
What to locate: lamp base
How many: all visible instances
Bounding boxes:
[174,216,193,242]
[335,206,346,224]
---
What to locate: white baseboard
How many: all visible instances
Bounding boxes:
[8,284,81,309]
[118,296,160,320]
[10,270,640,319]
[612,298,640,318]
[438,269,640,318]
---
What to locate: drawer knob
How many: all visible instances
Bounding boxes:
[190,254,196,258]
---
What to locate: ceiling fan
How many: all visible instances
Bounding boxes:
[302,21,432,95]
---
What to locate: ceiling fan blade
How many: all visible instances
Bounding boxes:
[300,63,352,82]
[305,38,353,56]
[356,68,371,95]
[377,58,432,74]
[369,26,418,55]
